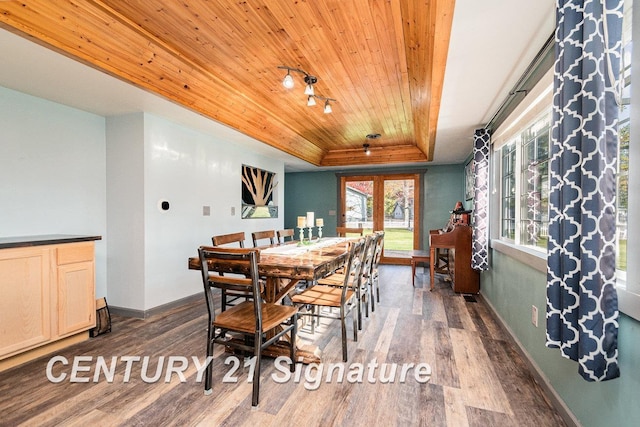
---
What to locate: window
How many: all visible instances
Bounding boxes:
[617,0,632,274]
[501,141,516,240]
[498,111,551,251]
[520,114,550,250]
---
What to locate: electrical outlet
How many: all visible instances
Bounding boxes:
[230,206,236,216]
[531,305,538,327]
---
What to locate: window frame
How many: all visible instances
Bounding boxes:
[620,0,640,319]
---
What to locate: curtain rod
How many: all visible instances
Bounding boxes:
[484,32,555,133]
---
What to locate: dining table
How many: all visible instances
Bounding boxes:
[188,237,352,363]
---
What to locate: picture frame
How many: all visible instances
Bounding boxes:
[241,164,278,219]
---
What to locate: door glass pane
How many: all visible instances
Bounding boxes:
[345,180,373,233]
[383,179,415,256]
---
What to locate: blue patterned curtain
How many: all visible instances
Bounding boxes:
[546,0,622,381]
[472,129,490,270]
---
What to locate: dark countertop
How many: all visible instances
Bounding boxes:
[0,234,102,250]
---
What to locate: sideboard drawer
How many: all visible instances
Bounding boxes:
[57,242,94,265]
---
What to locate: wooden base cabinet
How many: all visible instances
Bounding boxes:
[0,247,52,358]
[0,237,98,365]
[57,243,96,337]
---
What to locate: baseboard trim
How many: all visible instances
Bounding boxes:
[478,292,581,427]
[0,332,89,373]
[110,293,202,319]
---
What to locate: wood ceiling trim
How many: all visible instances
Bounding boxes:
[401,0,455,162]
[427,0,456,161]
[320,145,427,167]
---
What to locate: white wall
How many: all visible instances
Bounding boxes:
[0,86,108,297]
[105,114,146,310]
[107,113,284,310]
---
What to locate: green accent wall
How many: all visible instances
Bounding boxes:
[285,164,465,245]
[481,250,640,427]
[284,170,339,235]
[422,164,465,248]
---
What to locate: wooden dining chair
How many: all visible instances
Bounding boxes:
[291,238,365,362]
[336,226,364,237]
[276,228,295,244]
[198,246,297,408]
[317,234,374,330]
[211,232,249,310]
[252,230,276,247]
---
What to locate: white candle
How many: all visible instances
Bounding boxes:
[306,211,315,227]
[297,216,306,228]
[316,218,324,227]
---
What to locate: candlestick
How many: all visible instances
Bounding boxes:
[307,225,313,241]
[318,225,323,240]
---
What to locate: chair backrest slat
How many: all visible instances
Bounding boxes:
[212,232,246,247]
[336,226,364,237]
[252,230,276,247]
[276,229,295,244]
[340,238,366,300]
[372,231,385,270]
[361,234,377,279]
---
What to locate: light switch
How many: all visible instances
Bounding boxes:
[203,206,210,216]
[231,206,236,216]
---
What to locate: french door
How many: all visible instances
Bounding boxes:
[339,173,420,264]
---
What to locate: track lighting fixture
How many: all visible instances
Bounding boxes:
[278,65,336,112]
[364,133,380,155]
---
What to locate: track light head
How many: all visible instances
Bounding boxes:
[303,75,316,95]
[307,95,316,107]
[363,143,371,155]
[282,70,294,89]
[323,100,332,114]
[304,84,315,96]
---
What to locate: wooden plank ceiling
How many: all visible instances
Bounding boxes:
[0,0,454,167]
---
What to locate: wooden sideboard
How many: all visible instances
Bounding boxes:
[0,235,101,371]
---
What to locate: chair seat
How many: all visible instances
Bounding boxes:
[317,273,347,286]
[291,285,355,308]
[213,300,297,334]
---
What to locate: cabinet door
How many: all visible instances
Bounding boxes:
[0,248,51,358]
[57,261,96,336]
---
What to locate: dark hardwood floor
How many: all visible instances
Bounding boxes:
[0,265,566,426]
